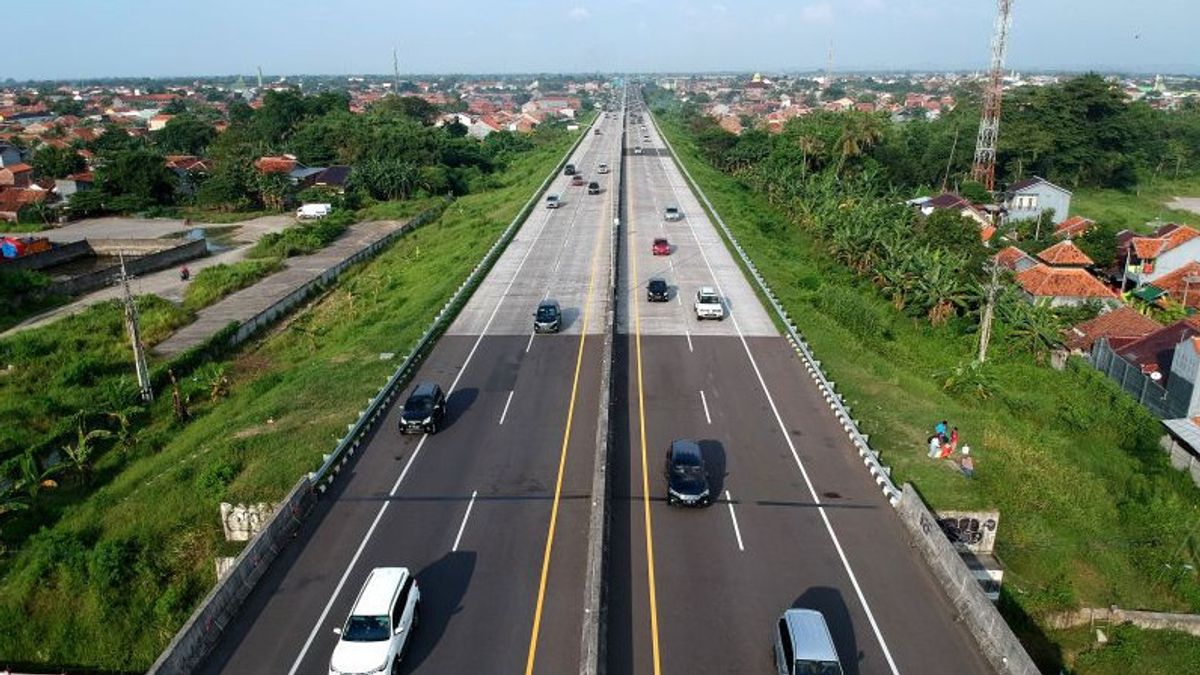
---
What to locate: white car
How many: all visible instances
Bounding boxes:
[546,193,561,209]
[597,163,609,174]
[694,286,725,320]
[329,567,420,675]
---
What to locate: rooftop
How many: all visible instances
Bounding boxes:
[1015,264,1117,299]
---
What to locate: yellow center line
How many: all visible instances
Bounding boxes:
[524,136,611,675]
[626,135,664,675]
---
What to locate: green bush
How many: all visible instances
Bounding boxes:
[182,258,283,312]
[248,211,356,259]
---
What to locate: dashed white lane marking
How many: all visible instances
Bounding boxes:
[525,331,536,353]
[725,490,745,552]
[684,329,693,353]
[499,390,515,425]
[700,390,712,425]
[452,490,478,552]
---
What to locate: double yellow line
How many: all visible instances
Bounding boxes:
[524,132,611,675]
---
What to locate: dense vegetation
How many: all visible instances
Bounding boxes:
[0,117,582,670]
[647,92,1200,674]
[50,89,563,218]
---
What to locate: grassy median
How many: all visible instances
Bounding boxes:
[653,113,1200,674]
[0,123,583,670]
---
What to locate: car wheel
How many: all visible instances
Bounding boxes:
[413,604,420,630]
[426,422,437,434]
[392,655,402,675]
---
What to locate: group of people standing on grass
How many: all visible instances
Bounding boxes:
[927,420,973,478]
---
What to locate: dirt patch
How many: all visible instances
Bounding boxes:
[1165,197,1200,216]
[232,351,274,381]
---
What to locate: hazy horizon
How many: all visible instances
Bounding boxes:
[7,0,1198,81]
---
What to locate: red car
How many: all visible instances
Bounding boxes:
[652,238,670,256]
[571,174,585,186]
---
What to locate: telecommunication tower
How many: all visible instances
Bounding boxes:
[393,48,401,92]
[970,0,1014,192]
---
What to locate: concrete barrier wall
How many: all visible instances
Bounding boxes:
[148,477,314,674]
[90,238,188,255]
[1044,606,1200,637]
[48,238,207,297]
[0,239,91,271]
[896,484,1038,675]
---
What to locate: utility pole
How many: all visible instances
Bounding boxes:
[117,253,153,402]
[977,256,1000,363]
[257,66,264,90]
[970,0,1014,192]
[824,40,834,92]
[942,123,960,192]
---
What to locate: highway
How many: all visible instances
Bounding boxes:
[605,94,995,674]
[199,110,621,674]
[198,90,995,675]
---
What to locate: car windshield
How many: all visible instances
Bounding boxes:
[649,280,667,291]
[404,395,434,415]
[699,293,719,304]
[342,615,390,642]
[537,306,558,321]
[795,661,843,675]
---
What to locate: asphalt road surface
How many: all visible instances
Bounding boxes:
[199,111,620,675]
[605,96,994,674]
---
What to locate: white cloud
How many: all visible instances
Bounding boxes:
[568,7,591,22]
[800,2,834,23]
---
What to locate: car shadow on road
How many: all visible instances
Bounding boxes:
[445,387,478,427]
[792,586,862,675]
[698,439,727,499]
[402,550,477,673]
[560,306,581,331]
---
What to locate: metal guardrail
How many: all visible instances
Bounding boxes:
[309,114,600,491]
[647,105,901,505]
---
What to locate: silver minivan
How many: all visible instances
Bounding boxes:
[774,609,843,675]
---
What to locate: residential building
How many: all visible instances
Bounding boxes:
[302,165,352,193]
[0,163,33,188]
[1092,316,1200,418]
[54,171,94,201]
[1036,240,1093,268]
[1119,223,1200,286]
[1134,261,1200,310]
[0,142,22,167]
[1013,263,1120,307]
[1064,306,1161,354]
[1004,176,1072,224]
[1055,215,1095,239]
[994,245,1039,273]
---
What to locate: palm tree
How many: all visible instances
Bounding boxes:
[1002,300,1064,361]
[836,113,883,176]
[911,249,972,325]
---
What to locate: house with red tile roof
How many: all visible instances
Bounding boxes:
[1137,261,1200,310]
[1036,239,1093,267]
[0,163,33,188]
[148,114,174,131]
[1065,306,1162,353]
[1055,215,1094,239]
[1014,263,1120,307]
[0,187,48,222]
[1118,223,1200,286]
[1092,315,1200,419]
[994,245,1038,273]
[254,155,299,175]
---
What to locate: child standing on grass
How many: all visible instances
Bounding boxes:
[950,427,959,452]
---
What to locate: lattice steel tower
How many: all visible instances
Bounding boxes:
[970,0,1014,192]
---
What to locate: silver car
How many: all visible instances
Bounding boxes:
[774,609,843,675]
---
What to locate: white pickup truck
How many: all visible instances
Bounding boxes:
[694,286,725,320]
[296,203,332,220]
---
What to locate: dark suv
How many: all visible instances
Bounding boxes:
[647,277,669,302]
[399,382,447,434]
[534,299,562,333]
[664,439,711,506]
[564,163,576,176]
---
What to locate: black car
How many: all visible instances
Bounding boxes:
[647,277,669,302]
[664,439,711,507]
[534,299,562,333]
[399,382,447,434]
[587,181,601,195]
[564,163,576,176]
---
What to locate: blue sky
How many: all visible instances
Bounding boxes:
[7,0,1198,80]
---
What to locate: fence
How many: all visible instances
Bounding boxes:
[1091,337,1175,418]
[648,107,900,505]
[149,116,597,674]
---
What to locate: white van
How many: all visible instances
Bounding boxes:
[296,203,332,220]
[329,567,420,675]
[774,609,843,675]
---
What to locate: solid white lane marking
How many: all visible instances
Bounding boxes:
[525,331,536,353]
[700,390,712,424]
[499,390,515,425]
[452,490,478,552]
[288,433,429,675]
[290,129,602,674]
[725,490,745,552]
[651,121,901,674]
[684,329,693,353]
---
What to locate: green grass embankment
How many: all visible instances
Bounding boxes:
[0,125,581,670]
[654,113,1200,675]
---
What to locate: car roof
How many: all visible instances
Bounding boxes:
[699,286,717,295]
[411,382,440,397]
[670,438,702,461]
[665,205,678,210]
[538,299,560,309]
[648,277,667,286]
[351,567,410,616]
[782,609,839,662]
[654,237,668,243]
